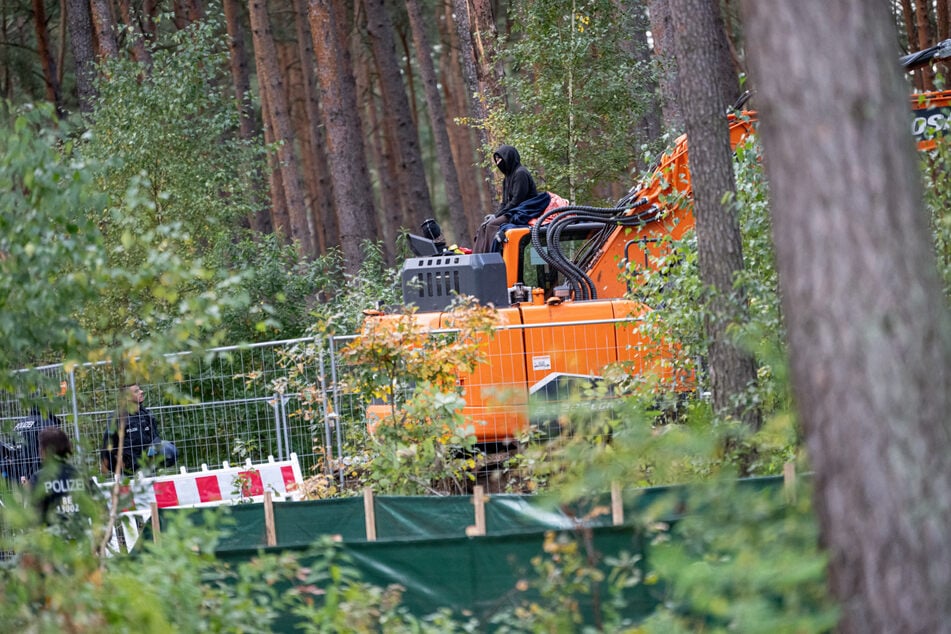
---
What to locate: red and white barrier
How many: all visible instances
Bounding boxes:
[94,453,304,511]
[95,454,304,553]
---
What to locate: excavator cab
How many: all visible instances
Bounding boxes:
[500,223,611,301]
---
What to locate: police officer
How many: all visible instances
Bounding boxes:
[29,427,89,528]
[100,384,177,475]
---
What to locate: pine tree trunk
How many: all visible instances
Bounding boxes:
[915,0,934,89]
[939,0,951,79]
[142,0,159,40]
[649,0,683,130]
[357,52,401,262]
[292,0,337,253]
[364,0,434,235]
[32,0,62,110]
[900,0,921,89]
[223,0,271,234]
[449,0,497,208]
[259,81,291,241]
[441,0,489,237]
[278,39,320,253]
[223,0,270,237]
[940,0,950,41]
[117,0,153,68]
[629,0,662,174]
[471,0,504,108]
[89,0,118,59]
[65,0,97,113]
[670,0,760,431]
[249,0,313,255]
[406,0,467,246]
[740,0,951,630]
[309,0,379,273]
[172,0,188,30]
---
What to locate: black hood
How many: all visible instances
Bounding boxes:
[493,145,521,176]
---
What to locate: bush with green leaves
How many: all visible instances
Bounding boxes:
[923,137,951,296]
[0,501,302,633]
[338,299,497,495]
[309,240,403,337]
[490,529,645,633]
[212,232,343,342]
[623,134,789,433]
[640,477,837,634]
[0,100,251,403]
[0,102,105,374]
[79,12,259,343]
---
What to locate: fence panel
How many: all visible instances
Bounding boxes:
[3,315,666,494]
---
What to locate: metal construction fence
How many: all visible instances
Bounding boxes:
[0,315,678,493]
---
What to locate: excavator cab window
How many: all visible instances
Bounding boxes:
[516,225,600,298]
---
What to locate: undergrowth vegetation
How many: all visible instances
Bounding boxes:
[5,130,945,631]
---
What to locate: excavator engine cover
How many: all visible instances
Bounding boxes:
[401,253,511,311]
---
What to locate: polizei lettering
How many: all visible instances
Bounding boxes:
[45,478,86,494]
[912,106,950,141]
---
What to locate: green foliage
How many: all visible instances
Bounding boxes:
[291,537,479,633]
[491,530,644,633]
[339,299,497,495]
[0,102,105,373]
[627,134,789,426]
[310,240,403,336]
[922,137,951,296]
[0,502,300,633]
[487,0,655,204]
[640,479,837,634]
[212,233,341,341]
[79,14,259,342]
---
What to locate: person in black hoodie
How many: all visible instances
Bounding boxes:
[473,145,539,253]
[100,384,177,475]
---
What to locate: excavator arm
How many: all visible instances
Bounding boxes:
[900,39,951,70]
[519,43,951,303]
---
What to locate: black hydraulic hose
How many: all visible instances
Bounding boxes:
[571,206,668,300]
[531,200,661,301]
[532,205,628,300]
[554,208,662,300]
[548,214,598,299]
[548,208,642,300]
[575,200,660,271]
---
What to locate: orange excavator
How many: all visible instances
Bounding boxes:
[366,42,950,444]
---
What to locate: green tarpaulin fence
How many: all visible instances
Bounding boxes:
[143,476,787,630]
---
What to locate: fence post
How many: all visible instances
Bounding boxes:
[363,487,377,541]
[466,486,486,536]
[611,481,624,526]
[150,501,161,543]
[264,491,277,546]
[68,368,81,446]
[270,394,284,461]
[328,335,346,488]
[783,462,797,503]
[316,336,335,477]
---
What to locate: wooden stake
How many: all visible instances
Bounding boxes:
[783,462,797,503]
[363,487,377,541]
[611,481,624,526]
[466,485,486,536]
[264,491,277,546]
[150,501,160,543]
